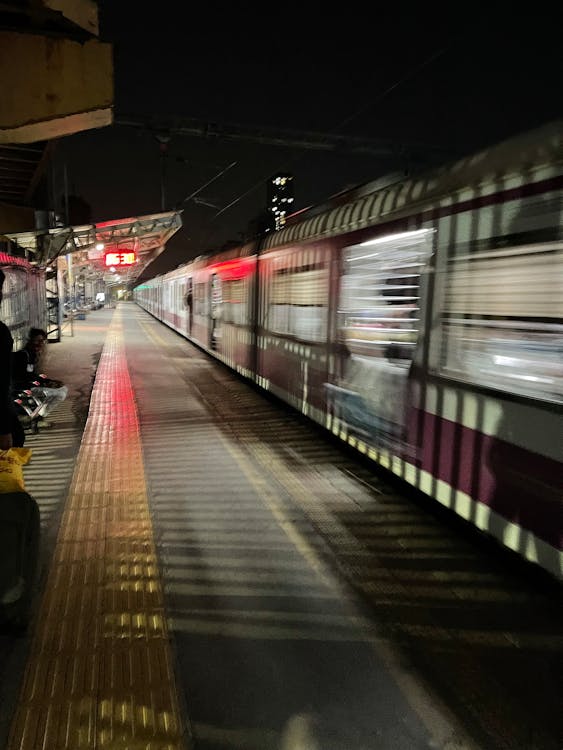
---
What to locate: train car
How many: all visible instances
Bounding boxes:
[0,252,47,350]
[136,244,259,377]
[135,120,563,579]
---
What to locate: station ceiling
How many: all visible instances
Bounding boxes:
[0,141,49,205]
[3,210,183,286]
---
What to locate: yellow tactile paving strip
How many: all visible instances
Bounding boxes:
[8,317,188,750]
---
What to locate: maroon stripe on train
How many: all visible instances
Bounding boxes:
[409,409,563,549]
[420,174,563,224]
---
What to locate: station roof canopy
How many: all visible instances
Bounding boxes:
[3,210,183,286]
[0,142,50,205]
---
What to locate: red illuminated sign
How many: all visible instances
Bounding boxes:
[105,251,137,267]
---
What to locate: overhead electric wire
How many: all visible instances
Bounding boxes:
[177,161,237,209]
[212,44,451,222]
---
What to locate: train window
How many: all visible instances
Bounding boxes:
[194,282,207,316]
[222,278,247,325]
[440,241,563,403]
[211,273,222,315]
[339,228,434,363]
[267,256,328,342]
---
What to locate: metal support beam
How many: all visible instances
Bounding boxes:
[45,265,61,342]
[115,114,457,162]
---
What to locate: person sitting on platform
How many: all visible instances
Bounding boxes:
[12,328,68,427]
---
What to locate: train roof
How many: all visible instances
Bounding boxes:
[137,120,561,285]
[262,119,562,250]
[149,240,257,282]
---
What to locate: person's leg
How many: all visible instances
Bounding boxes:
[32,386,67,418]
[40,378,64,390]
[11,413,25,447]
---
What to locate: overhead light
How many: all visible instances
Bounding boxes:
[359,228,433,248]
[95,242,105,251]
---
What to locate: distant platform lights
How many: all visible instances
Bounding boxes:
[268,173,294,230]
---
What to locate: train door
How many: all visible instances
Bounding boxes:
[185,277,193,336]
[332,227,434,450]
[209,273,222,350]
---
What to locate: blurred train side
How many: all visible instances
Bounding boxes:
[0,253,46,349]
[134,122,563,579]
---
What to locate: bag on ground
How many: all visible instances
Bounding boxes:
[0,448,32,493]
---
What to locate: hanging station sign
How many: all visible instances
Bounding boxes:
[105,250,137,266]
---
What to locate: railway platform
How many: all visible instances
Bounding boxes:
[0,303,561,750]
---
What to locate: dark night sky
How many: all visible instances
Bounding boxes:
[58,5,562,277]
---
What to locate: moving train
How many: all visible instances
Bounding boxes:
[1,122,559,581]
[129,122,563,579]
[134,122,562,578]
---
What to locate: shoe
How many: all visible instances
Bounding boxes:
[38,419,53,429]
[1,577,25,605]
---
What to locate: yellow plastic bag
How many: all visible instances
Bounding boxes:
[0,448,32,493]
